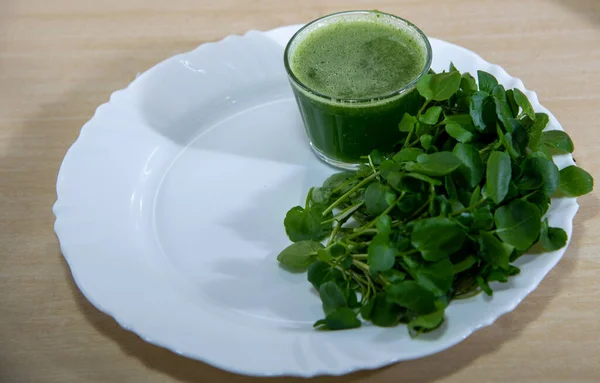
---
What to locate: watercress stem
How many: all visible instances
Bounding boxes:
[322,172,378,216]
[327,220,343,246]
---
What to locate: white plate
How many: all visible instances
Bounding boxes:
[53,24,579,377]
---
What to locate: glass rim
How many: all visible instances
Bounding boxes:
[283,10,433,104]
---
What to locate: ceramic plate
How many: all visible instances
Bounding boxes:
[53,24,579,377]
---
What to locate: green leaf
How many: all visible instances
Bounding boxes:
[477,275,493,296]
[419,106,443,124]
[414,258,455,296]
[369,150,385,166]
[311,187,333,204]
[420,134,434,150]
[540,219,568,251]
[307,261,343,291]
[472,205,494,230]
[379,160,403,178]
[520,153,559,196]
[284,205,332,242]
[318,281,347,315]
[317,248,333,262]
[453,255,477,274]
[506,89,519,117]
[392,148,424,163]
[470,185,482,206]
[527,113,549,151]
[477,70,499,93]
[479,232,513,270]
[368,233,397,273]
[386,281,438,314]
[314,308,361,330]
[277,240,324,270]
[453,143,485,188]
[445,175,459,201]
[523,190,551,216]
[417,71,462,101]
[493,85,514,131]
[408,309,445,337]
[341,255,353,270]
[404,172,442,186]
[322,172,355,191]
[381,269,407,283]
[443,113,475,126]
[539,130,574,154]
[376,214,392,233]
[360,298,375,321]
[511,123,529,157]
[487,268,509,283]
[411,217,466,261]
[364,182,396,216]
[512,88,535,119]
[406,152,462,177]
[370,292,402,327]
[558,166,594,197]
[470,91,496,132]
[494,199,542,251]
[461,73,478,96]
[485,151,512,204]
[446,123,474,143]
[387,172,423,193]
[398,113,418,133]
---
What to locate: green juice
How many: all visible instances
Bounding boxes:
[285,12,431,167]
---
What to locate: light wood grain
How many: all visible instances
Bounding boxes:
[1,0,599,382]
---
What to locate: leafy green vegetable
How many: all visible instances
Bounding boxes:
[494,200,541,250]
[386,281,437,314]
[493,84,514,130]
[393,147,424,163]
[319,281,347,315]
[413,258,455,295]
[479,232,513,270]
[417,71,462,101]
[477,70,499,93]
[453,143,484,188]
[527,113,549,151]
[408,309,445,337]
[368,233,396,273]
[284,190,333,242]
[540,130,574,154]
[364,182,395,216]
[276,67,593,338]
[277,240,324,270]
[314,307,361,330]
[369,292,402,327]
[558,166,594,197]
[512,88,535,120]
[399,113,417,133]
[411,217,466,261]
[540,219,567,251]
[406,152,462,177]
[485,151,512,204]
[470,91,496,132]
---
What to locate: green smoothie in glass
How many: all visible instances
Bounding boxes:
[284,11,432,169]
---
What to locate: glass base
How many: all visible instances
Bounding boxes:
[309,143,363,171]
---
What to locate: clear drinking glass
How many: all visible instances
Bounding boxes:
[284,10,433,170]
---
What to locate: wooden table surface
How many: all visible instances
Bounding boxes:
[2,0,600,382]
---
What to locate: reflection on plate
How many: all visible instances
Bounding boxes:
[53,24,578,377]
